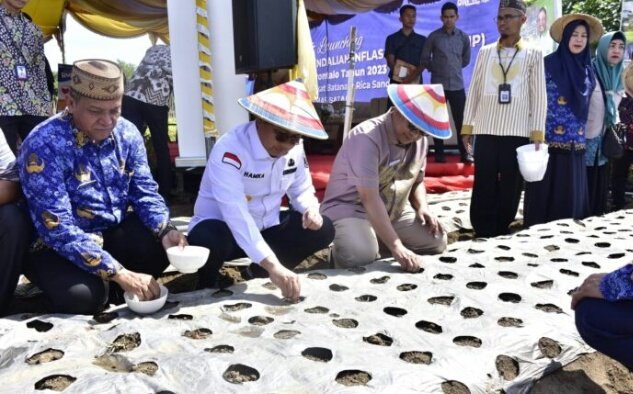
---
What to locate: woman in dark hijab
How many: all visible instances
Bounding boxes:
[523,14,603,227]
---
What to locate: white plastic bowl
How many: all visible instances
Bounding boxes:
[166,245,210,274]
[517,144,549,182]
[124,284,168,315]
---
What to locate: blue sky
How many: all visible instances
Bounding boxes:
[44,14,153,69]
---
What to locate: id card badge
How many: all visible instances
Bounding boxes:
[15,65,28,81]
[498,83,511,104]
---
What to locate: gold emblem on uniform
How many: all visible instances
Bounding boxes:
[557,96,568,105]
[246,195,253,202]
[96,270,110,280]
[81,252,102,267]
[119,159,126,173]
[74,163,91,183]
[77,207,95,219]
[554,125,565,135]
[42,211,60,230]
[75,130,89,147]
[26,153,45,174]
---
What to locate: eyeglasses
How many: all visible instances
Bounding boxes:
[494,14,521,23]
[274,129,302,145]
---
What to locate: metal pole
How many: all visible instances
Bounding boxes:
[342,26,357,140]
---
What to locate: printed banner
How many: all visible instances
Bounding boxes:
[522,0,562,55]
[310,1,500,103]
[56,64,72,112]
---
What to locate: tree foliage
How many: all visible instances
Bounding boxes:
[562,0,622,33]
[117,59,137,82]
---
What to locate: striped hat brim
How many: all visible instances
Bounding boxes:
[238,80,327,140]
[388,84,452,140]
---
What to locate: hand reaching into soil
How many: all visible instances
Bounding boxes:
[260,256,301,301]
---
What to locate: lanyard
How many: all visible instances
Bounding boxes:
[497,47,520,84]
[0,12,28,63]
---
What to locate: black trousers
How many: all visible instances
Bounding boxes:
[470,135,527,237]
[121,96,172,200]
[0,203,32,315]
[587,164,609,216]
[432,89,467,158]
[611,150,633,210]
[188,210,335,287]
[0,115,49,154]
[23,214,169,315]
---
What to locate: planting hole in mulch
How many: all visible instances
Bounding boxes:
[428,296,455,306]
[355,294,377,302]
[363,333,393,346]
[274,330,301,339]
[248,316,274,326]
[332,318,358,328]
[329,284,349,292]
[301,347,333,362]
[335,370,372,386]
[400,351,432,365]
[168,314,193,320]
[535,303,563,313]
[415,320,443,334]
[498,293,522,303]
[434,274,453,280]
[531,280,553,289]
[370,276,390,284]
[453,336,482,348]
[441,380,471,394]
[460,307,483,319]
[498,317,523,327]
[26,320,53,333]
[466,282,487,290]
[538,337,562,358]
[183,328,212,340]
[133,361,158,376]
[305,306,329,314]
[26,348,64,365]
[496,355,520,380]
[110,332,141,352]
[34,374,76,391]
[397,283,417,291]
[498,271,518,279]
[205,345,235,353]
[223,303,252,312]
[383,307,407,317]
[308,272,327,280]
[223,364,260,384]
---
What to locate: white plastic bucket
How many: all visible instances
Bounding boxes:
[516,143,549,182]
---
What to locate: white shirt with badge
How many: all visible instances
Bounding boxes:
[189,121,319,264]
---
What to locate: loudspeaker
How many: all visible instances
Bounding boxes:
[232,0,297,74]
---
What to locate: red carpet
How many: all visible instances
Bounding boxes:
[307,154,474,201]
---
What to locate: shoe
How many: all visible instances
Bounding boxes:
[462,154,474,164]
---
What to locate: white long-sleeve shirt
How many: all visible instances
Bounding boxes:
[189,121,319,264]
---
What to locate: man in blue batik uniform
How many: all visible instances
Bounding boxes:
[18,59,186,315]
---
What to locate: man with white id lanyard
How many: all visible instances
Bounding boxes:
[461,0,547,237]
[0,0,51,154]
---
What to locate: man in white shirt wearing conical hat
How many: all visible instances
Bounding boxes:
[188,80,335,301]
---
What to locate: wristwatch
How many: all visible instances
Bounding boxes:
[157,221,178,241]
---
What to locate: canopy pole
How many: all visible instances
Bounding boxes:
[342,26,357,140]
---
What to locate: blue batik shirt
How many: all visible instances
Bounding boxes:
[544,73,586,151]
[18,112,170,279]
[600,264,633,302]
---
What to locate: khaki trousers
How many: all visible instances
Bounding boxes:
[332,204,447,268]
